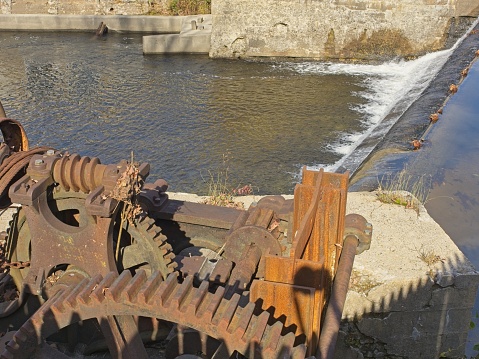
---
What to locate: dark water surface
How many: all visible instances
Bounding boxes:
[404,59,479,356]
[0,31,368,194]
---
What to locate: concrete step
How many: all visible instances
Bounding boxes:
[143,15,212,54]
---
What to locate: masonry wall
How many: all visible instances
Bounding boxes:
[0,0,169,15]
[210,0,474,60]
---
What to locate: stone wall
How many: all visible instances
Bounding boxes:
[0,0,169,15]
[210,0,476,60]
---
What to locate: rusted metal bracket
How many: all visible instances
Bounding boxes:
[343,213,372,255]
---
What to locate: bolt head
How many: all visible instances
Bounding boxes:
[46,149,55,156]
[34,159,44,166]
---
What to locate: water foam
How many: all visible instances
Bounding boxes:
[279,17,479,174]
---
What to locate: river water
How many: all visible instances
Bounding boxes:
[1,28,479,356]
[0,30,459,195]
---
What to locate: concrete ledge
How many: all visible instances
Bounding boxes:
[0,14,184,33]
[143,33,211,54]
[168,191,479,358]
[143,15,212,54]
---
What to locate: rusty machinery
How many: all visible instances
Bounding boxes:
[0,117,372,359]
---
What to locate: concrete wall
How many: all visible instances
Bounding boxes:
[0,0,169,15]
[210,0,477,60]
[340,192,479,359]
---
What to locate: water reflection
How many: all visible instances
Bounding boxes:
[0,32,367,194]
[404,60,479,357]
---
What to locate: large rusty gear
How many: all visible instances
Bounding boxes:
[9,192,177,275]
[1,190,176,318]
[122,215,177,277]
[1,270,308,359]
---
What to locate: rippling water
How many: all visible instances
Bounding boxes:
[0,31,370,194]
[0,31,459,195]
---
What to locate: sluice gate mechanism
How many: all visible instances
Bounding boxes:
[0,115,371,359]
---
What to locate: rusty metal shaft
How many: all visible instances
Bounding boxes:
[52,153,107,193]
[317,235,358,359]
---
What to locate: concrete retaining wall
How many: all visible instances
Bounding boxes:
[0,14,183,33]
[0,0,169,16]
[210,0,477,60]
[168,192,479,358]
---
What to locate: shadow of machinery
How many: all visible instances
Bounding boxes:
[334,251,479,359]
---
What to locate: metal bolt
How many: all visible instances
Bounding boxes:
[46,149,55,156]
[365,222,372,229]
[34,159,44,166]
[364,229,372,236]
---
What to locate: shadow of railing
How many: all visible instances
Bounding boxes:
[334,251,479,359]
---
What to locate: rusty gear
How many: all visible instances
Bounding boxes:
[1,270,308,359]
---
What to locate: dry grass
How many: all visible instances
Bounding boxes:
[169,0,210,15]
[146,0,211,15]
[416,245,444,267]
[377,168,430,212]
[202,153,254,208]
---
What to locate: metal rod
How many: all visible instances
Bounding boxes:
[317,235,359,359]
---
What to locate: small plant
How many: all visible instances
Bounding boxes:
[348,270,381,295]
[377,168,430,212]
[202,153,254,208]
[416,246,444,267]
[167,0,211,15]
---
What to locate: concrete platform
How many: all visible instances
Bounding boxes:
[168,191,479,358]
[0,14,183,33]
[143,15,212,54]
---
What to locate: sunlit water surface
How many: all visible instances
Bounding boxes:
[0,31,452,194]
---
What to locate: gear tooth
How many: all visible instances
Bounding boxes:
[188,280,209,316]
[152,231,165,241]
[202,285,224,322]
[64,278,89,308]
[91,272,117,303]
[107,271,132,302]
[51,287,74,314]
[263,321,284,354]
[291,344,307,359]
[158,272,179,306]
[276,331,296,357]
[78,274,103,305]
[216,293,241,330]
[14,327,29,343]
[233,301,255,336]
[138,215,155,230]
[249,311,269,344]
[171,275,194,310]
[5,337,20,350]
[138,270,164,304]
[123,270,147,302]
[164,252,175,261]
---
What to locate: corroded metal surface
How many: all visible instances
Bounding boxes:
[0,119,371,358]
[1,271,308,359]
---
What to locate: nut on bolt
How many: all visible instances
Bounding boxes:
[34,159,44,166]
[344,213,372,255]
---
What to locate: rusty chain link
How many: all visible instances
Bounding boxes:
[0,261,30,271]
